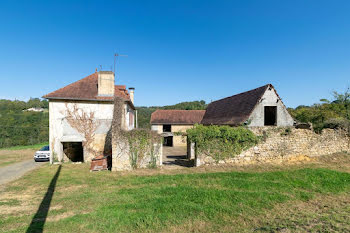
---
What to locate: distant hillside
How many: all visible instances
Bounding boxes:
[0,98,49,148]
[136,100,207,129]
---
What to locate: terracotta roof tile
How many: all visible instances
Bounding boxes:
[151,110,206,125]
[43,72,130,101]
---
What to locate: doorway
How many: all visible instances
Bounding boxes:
[163,136,173,147]
[264,106,277,126]
[62,142,84,162]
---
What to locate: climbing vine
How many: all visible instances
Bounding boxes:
[112,97,161,169]
[63,103,101,159]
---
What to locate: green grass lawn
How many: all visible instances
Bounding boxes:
[0,142,48,167]
[1,156,350,232]
[1,142,48,151]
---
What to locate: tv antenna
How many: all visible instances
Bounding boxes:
[114,53,128,75]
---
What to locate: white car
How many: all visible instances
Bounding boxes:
[34,145,50,162]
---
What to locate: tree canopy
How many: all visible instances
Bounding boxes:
[0,98,49,148]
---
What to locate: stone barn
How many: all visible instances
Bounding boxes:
[151,110,205,147]
[43,70,135,163]
[201,84,294,127]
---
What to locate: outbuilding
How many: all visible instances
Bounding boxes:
[151,110,205,147]
[201,84,294,127]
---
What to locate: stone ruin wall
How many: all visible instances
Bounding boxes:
[111,136,163,171]
[198,127,350,166]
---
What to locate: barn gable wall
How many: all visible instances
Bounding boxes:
[248,87,294,127]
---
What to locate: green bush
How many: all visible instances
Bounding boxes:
[187,124,258,161]
[323,118,350,130]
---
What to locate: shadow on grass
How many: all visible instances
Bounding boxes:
[26,165,61,233]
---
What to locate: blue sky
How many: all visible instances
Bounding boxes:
[0,0,349,107]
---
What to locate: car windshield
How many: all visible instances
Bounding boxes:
[39,146,49,151]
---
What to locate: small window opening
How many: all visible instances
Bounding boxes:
[163,124,171,132]
[264,106,277,126]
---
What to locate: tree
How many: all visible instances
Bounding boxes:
[333,87,350,121]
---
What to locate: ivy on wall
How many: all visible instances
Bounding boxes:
[187,124,258,162]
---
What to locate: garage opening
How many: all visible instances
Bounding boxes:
[264,106,277,126]
[163,136,173,147]
[63,142,84,162]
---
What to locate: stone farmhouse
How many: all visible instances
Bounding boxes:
[202,84,294,127]
[43,71,135,163]
[151,110,205,147]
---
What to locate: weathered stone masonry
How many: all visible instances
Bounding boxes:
[197,128,350,166]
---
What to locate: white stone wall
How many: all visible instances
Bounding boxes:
[151,124,162,133]
[49,100,133,162]
[249,87,294,127]
[125,104,135,130]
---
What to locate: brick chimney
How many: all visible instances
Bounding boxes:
[129,87,135,104]
[98,71,115,96]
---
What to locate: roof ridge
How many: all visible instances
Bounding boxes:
[155,109,205,112]
[210,84,270,104]
[201,84,274,126]
[43,72,131,101]
[43,72,97,98]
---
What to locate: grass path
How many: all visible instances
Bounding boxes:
[0,152,350,232]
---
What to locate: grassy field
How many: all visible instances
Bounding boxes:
[0,142,48,167]
[0,153,350,232]
[1,142,49,151]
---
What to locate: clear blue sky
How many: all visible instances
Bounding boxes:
[0,0,349,107]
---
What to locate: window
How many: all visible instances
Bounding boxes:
[163,124,171,132]
[129,112,134,127]
[40,146,50,151]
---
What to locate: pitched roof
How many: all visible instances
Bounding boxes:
[42,72,130,101]
[151,110,206,125]
[201,84,272,126]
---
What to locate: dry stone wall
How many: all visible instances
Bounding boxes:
[197,127,350,166]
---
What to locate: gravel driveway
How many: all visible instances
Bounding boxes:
[0,159,44,186]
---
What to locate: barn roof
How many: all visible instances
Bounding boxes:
[201,84,273,126]
[151,110,206,125]
[42,72,131,102]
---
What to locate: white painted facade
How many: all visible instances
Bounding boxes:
[49,100,134,162]
[248,87,294,127]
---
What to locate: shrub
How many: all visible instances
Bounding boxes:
[187,124,258,161]
[122,129,161,169]
[280,127,292,136]
[113,97,161,169]
[312,118,350,134]
[323,118,350,130]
